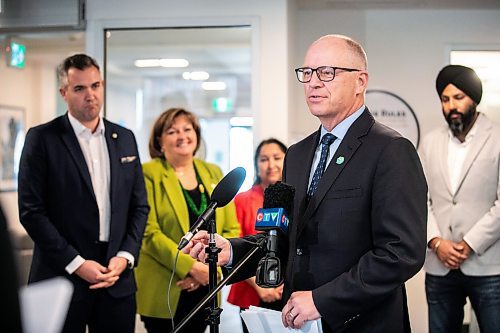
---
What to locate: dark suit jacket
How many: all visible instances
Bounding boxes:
[1,206,23,332]
[230,109,427,332]
[18,114,149,301]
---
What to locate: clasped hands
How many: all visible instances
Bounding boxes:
[75,256,128,289]
[431,238,472,269]
[182,231,321,329]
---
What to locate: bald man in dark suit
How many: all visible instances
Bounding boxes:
[184,34,427,333]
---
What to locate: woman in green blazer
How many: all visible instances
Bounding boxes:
[135,108,241,333]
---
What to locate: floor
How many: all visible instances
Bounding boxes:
[134,286,243,333]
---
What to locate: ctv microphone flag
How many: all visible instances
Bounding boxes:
[255,182,295,287]
[255,208,289,233]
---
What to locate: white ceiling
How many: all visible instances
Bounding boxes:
[6,0,500,69]
[298,0,500,9]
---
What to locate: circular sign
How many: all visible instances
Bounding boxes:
[366,90,420,148]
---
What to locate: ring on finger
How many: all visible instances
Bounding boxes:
[190,283,195,288]
[288,310,295,319]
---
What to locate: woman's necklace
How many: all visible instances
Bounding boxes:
[180,171,207,216]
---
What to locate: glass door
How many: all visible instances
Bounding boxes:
[104,26,253,188]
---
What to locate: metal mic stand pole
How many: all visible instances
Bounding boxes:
[206,218,221,333]
[171,236,266,333]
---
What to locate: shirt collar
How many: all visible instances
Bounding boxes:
[320,105,366,139]
[67,112,105,137]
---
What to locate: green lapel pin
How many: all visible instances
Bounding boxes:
[336,156,345,165]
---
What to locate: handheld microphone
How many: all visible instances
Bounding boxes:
[177,167,246,250]
[255,182,295,288]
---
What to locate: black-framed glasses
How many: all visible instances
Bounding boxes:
[295,66,361,83]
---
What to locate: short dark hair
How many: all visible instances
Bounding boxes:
[57,54,100,88]
[148,107,202,159]
[254,138,287,185]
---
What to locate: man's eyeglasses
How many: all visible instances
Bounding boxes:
[295,66,361,83]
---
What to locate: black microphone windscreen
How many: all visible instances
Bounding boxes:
[263,182,295,214]
[211,167,246,207]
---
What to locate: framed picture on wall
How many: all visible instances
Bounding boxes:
[0,105,25,192]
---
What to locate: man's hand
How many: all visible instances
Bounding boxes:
[181,230,231,266]
[281,291,321,329]
[256,284,283,303]
[246,277,283,303]
[75,257,128,289]
[435,239,469,269]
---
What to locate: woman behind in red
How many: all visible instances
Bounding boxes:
[227,138,287,332]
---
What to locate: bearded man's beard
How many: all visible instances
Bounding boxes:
[444,104,477,136]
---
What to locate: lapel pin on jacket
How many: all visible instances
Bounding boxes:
[336,156,345,165]
[121,156,137,163]
[112,133,118,139]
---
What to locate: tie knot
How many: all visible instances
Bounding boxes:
[321,133,336,146]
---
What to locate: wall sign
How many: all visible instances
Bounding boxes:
[0,105,25,192]
[366,90,420,148]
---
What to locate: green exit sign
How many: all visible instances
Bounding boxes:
[212,97,233,113]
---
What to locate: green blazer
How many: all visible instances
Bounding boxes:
[135,157,241,318]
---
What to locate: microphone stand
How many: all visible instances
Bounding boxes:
[172,233,267,333]
[206,218,221,333]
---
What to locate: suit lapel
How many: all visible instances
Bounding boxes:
[290,131,319,240]
[59,114,95,199]
[160,160,190,234]
[296,131,320,208]
[454,114,491,195]
[104,120,119,211]
[297,110,372,237]
[437,129,453,195]
[194,159,218,198]
[194,159,225,233]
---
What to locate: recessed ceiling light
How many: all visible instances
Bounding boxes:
[202,81,226,91]
[134,59,160,67]
[159,58,189,67]
[183,71,210,80]
[134,58,189,68]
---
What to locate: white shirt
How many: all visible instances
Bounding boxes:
[308,106,366,188]
[65,113,134,273]
[447,123,477,193]
[68,112,111,241]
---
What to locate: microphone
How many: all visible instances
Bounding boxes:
[255,181,295,287]
[177,167,246,250]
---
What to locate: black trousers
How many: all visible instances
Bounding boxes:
[142,286,210,333]
[62,242,137,333]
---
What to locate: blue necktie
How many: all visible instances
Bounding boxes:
[307,133,336,199]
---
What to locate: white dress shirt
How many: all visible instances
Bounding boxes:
[447,124,477,193]
[308,106,366,188]
[65,113,134,273]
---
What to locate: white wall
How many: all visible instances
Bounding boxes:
[0,60,38,230]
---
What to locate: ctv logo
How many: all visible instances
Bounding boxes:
[256,212,264,222]
[257,211,279,222]
[281,214,289,228]
[255,208,289,233]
